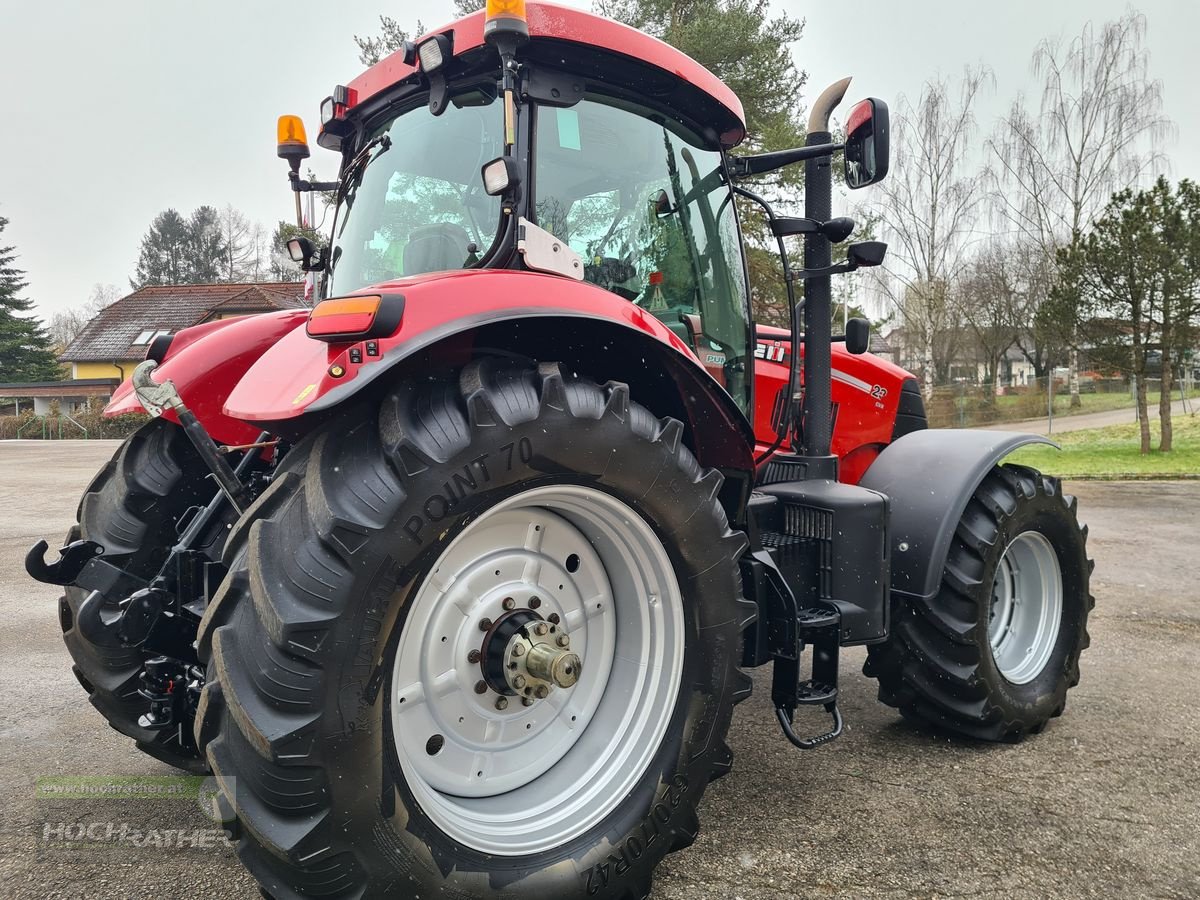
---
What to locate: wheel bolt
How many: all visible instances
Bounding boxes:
[522,696,536,707]
[535,685,550,699]
[534,623,549,637]
[530,597,541,609]
[474,680,487,694]
[479,618,493,632]
[502,597,515,611]
[556,634,570,648]
[548,613,560,624]
[467,650,481,664]
[513,644,525,657]
[513,675,526,689]
[495,697,509,711]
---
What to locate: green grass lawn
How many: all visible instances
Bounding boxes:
[991,387,1200,418]
[1006,412,1200,479]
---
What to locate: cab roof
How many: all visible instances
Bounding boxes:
[344,2,748,148]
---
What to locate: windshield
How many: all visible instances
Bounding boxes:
[535,97,751,411]
[328,98,502,293]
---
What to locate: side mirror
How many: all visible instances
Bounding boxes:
[845,317,871,355]
[286,237,324,271]
[847,241,887,268]
[843,98,889,189]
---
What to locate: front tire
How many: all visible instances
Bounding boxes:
[864,463,1093,741]
[60,419,219,772]
[196,360,753,899]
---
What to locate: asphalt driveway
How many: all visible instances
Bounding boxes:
[0,440,1196,899]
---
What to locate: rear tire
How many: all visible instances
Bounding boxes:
[60,419,220,772]
[864,463,1093,741]
[195,360,753,900]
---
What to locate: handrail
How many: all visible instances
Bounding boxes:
[59,413,88,439]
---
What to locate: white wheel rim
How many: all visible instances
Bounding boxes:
[988,530,1063,684]
[390,484,685,856]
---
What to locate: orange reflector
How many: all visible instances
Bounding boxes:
[307,296,381,338]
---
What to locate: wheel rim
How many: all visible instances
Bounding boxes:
[390,484,685,856]
[988,530,1063,684]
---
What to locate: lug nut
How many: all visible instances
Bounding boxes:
[467,649,481,664]
[529,597,541,609]
[556,634,570,648]
[548,613,560,624]
[513,644,525,657]
[495,697,509,711]
[513,675,526,689]
[535,685,550,699]
[479,618,493,632]
[522,696,536,707]
[535,623,549,637]
[474,680,487,694]
[502,597,515,611]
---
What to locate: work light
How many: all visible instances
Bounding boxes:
[418,34,451,73]
[482,156,519,196]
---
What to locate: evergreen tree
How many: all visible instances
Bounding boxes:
[0,214,62,382]
[132,206,231,287]
[132,208,191,287]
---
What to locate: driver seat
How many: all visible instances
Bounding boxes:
[403,223,472,275]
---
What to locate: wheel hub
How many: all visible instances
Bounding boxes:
[479,609,583,703]
[987,530,1063,684]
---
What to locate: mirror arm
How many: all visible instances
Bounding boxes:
[288,172,339,193]
[729,141,843,178]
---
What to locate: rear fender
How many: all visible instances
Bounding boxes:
[225,270,756,475]
[105,310,309,445]
[859,429,1056,606]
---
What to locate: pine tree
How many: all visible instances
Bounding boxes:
[133,208,191,287]
[0,214,62,382]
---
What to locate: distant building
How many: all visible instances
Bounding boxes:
[59,282,307,381]
[1,282,305,416]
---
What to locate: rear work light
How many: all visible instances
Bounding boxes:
[417,34,451,73]
[306,293,405,343]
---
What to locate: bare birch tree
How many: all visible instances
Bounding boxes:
[219,204,257,282]
[989,10,1173,407]
[871,67,992,398]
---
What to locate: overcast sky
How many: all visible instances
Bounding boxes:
[2,0,1196,319]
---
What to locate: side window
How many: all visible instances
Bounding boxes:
[534,97,751,411]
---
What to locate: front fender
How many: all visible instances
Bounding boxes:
[223,270,755,470]
[105,310,309,444]
[859,429,1056,603]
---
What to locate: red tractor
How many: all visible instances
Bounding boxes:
[29,3,1092,897]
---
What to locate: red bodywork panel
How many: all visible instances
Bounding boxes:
[343,2,746,147]
[106,310,309,445]
[223,270,701,420]
[752,324,915,484]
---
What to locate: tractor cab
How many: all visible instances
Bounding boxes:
[292,3,759,409]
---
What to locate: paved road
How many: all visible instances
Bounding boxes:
[982,398,1195,435]
[1,440,1197,899]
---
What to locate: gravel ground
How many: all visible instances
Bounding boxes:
[0,440,1196,899]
